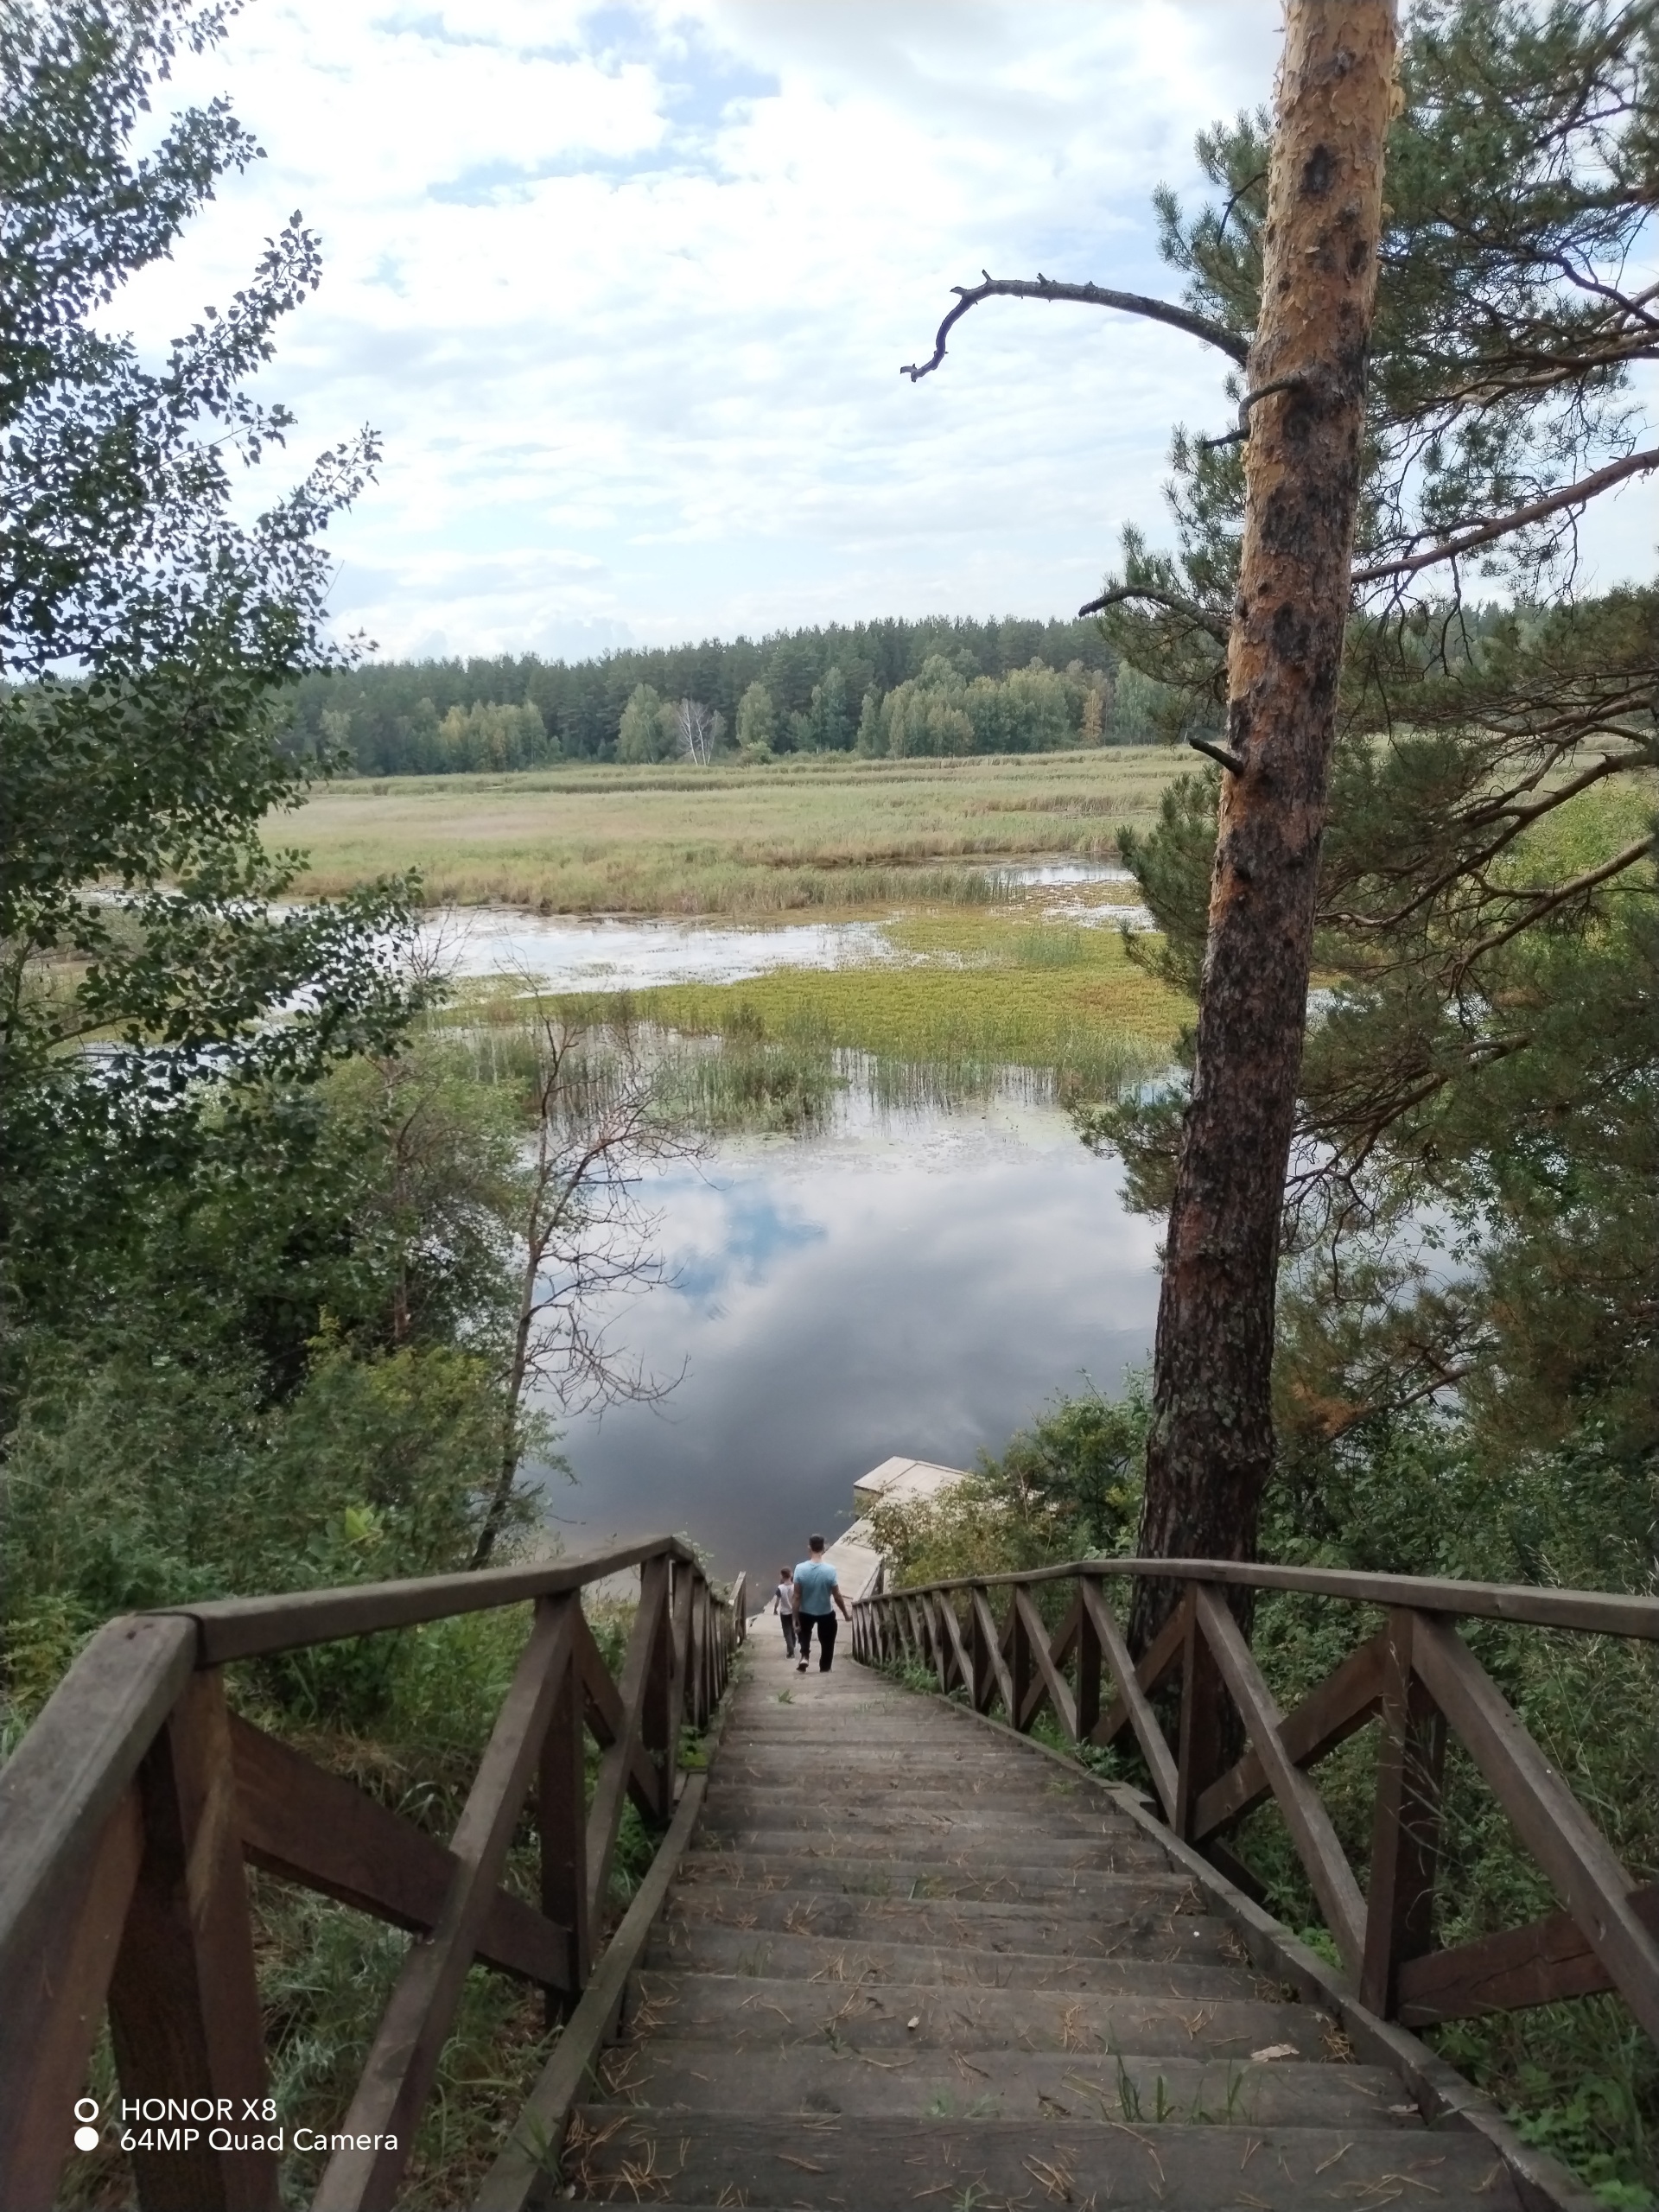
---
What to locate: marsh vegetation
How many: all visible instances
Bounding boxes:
[283,747,1184,914]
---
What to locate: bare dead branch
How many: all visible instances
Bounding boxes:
[1188,736,1248,776]
[1197,373,1310,451]
[1077,582,1232,645]
[1351,445,1659,584]
[901,272,1249,382]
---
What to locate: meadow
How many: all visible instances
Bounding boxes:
[283,747,1185,915]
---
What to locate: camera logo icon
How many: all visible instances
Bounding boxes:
[73,2099,100,2153]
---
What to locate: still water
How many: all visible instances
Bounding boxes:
[537,1091,1160,1603]
[421,861,1149,992]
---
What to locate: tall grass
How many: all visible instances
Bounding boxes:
[283,749,1184,917]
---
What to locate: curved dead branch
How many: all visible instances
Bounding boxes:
[902,272,1250,381]
[1077,582,1232,645]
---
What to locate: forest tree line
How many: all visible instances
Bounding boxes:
[279,613,1179,774]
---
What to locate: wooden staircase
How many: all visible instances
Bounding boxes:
[557,1655,1524,2209]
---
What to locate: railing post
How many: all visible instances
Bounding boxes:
[1008,1591,1033,1731]
[1362,1607,1446,2015]
[1174,1584,1227,1842]
[538,1616,591,2019]
[1076,1575,1103,1743]
[969,1595,994,1712]
[108,1669,279,2212]
[643,1560,684,1821]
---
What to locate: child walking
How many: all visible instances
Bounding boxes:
[772,1567,798,1658]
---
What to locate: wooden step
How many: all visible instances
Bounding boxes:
[644,1921,1259,1996]
[714,1761,1117,1796]
[686,1827,1174,1870]
[701,1787,1155,1834]
[664,1888,1236,1961]
[590,2037,1423,2128]
[677,1858,1211,1910]
[563,2110,1518,2209]
[625,1970,1336,2058]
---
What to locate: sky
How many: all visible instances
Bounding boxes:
[124,0,1655,664]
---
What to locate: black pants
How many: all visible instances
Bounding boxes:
[798,1611,837,1670]
[780,1611,797,1656]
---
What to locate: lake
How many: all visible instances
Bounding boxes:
[537,1087,1161,1603]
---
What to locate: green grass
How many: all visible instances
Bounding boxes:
[616,912,1188,1103]
[281,748,1185,916]
[435,905,1191,1116]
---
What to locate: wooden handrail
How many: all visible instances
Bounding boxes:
[0,1537,746,2212]
[861,1554,1659,1639]
[165,1534,705,1662]
[853,1557,1658,2055]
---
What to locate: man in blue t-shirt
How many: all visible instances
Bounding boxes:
[792,1535,850,1674]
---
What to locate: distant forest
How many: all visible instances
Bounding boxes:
[280,614,1179,775]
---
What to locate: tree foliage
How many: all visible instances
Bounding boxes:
[1086,0,1657,1496]
[0,0,423,1344]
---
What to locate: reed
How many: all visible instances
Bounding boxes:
[283,749,1185,917]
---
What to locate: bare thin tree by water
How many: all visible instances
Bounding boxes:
[472,995,695,1567]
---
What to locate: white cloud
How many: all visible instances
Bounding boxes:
[111,2,1651,662]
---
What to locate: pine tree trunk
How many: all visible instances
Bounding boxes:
[1132,1,1397,1647]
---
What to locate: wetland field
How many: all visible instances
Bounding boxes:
[283,748,1196,1586]
[285,746,1184,914]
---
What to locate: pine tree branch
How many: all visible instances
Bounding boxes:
[1077,582,1232,645]
[901,272,1250,382]
[1351,446,1659,584]
[1452,834,1655,980]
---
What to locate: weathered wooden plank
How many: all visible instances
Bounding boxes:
[109,1671,278,2212]
[575,1604,659,1816]
[1193,1586,1368,1977]
[929,1601,955,1681]
[570,2111,1518,2209]
[1007,1589,1033,1728]
[1192,1627,1387,1840]
[473,1772,709,2212]
[880,1557,1659,1642]
[0,1614,194,1996]
[1174,1589,1226,1847]
[1397,1881,1659,2025]
[232,1714,570,1987]
[538,1649,590,2021]
[616,2038,1421,2126]
[1075,1583,1103,1742]
[1411,1611,1659,2045]
[588,1560,671,1919]
[169,1535,695,1662]
[935,1594,975,1700]
[1079,1576,1178,1818]
[969,1587,1017,1720]
[1093,1603,1185,1755]
[1014,1586,1077,1739]
[1361,1611,1446,2015]
[313,1593,580,2212]
[0,1783,143,2212]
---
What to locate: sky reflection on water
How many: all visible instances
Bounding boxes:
[536,1094,1160,1599]
[421,862,1148,993]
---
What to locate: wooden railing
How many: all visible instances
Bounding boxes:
[854,1558,1659,2047]
[0,1537,745,2212]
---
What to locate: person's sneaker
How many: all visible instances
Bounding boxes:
[796,1660,807,1672]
